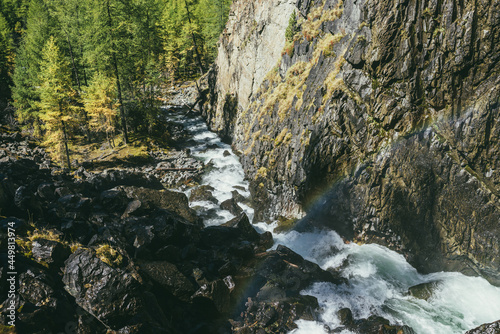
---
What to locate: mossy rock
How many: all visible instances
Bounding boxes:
[274,216,298,233]
[95,244,124,268]
[408,280,442,300]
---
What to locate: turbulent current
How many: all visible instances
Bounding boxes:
[167,108,500,334]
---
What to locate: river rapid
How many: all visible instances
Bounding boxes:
[166,107,500,334]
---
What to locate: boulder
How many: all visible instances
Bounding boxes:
[63,248,171,332]
[231,190,247,204]
[189,185,219,204]
[222,213,260,241]
[408,281,443,301]
[192,279,231,314]
[465,320,500,334]
[120,186,200,224]
[220,198,243,216]
[233,295,319,333]
[31,239,71,267]
[124,210,202,252]
[138,261,195,302]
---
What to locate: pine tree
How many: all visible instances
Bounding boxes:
[0,12,13,105]
[38,36,74,169]
[83,71,118,147]
[198,0,231,60]
[285,11,298,42]
[12,0,54,134]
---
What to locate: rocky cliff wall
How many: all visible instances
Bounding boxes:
[201,0,500,284]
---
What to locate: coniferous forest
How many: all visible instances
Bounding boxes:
[0,0,231,168]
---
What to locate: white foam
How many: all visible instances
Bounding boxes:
[166,109,253,225]
[277,229,500,334]
[165,108,500,334]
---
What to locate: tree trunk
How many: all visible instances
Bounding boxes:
[61,120,71,170]
[184,0,204,75]
[107,0,128,145]
[66,33,92,143]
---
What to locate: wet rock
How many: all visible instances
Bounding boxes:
[123,209,202,255]
[408,280,442,301]
[255,245,345,294]
[258,231,274,251]
[199,226,239,249]
[220,198,243,216]
[351,316,416,334]
[189,185,219,204]
[223,150,231,157]
[233,295,319,333]
[31,239,71,267]
[465,320,500,334]
[231,190,247,204]
[222,213,260,241]
[337,308,354,326]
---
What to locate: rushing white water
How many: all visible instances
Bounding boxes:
[166,108,500,334]
[166,108,254,225]
[255,225,500,334]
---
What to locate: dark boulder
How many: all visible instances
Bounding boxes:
[231,190,248,204]
[220,198,244,216]
[31,239,71,267]
[351,316,415,334]
[408,280,443,301]
[465,320,500,334]
[119,186,200,224]
[123,209,202,255]
[222,213,260,242]
[256,245,345,292]
[192,279,232,314]
[11,267,76,333]
[138,261,196,302]
[189,185,219,204]
[63,248,171,332]
[121,199,142,218]
[99,189,128,213]
[199,226,240,250]
[232,295,319,333]
[36,182,56,201]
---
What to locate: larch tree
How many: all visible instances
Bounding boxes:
[84,71,118,147]
[37,36,74,170]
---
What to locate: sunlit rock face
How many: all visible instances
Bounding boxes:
[201,0,500,285]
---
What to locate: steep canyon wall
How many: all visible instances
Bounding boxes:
[200,0,500,284]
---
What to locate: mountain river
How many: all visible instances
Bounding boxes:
[165,107,500,334]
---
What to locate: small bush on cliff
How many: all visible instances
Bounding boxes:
[285,11,299,42]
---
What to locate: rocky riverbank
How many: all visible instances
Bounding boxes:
[0,117,419,333]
